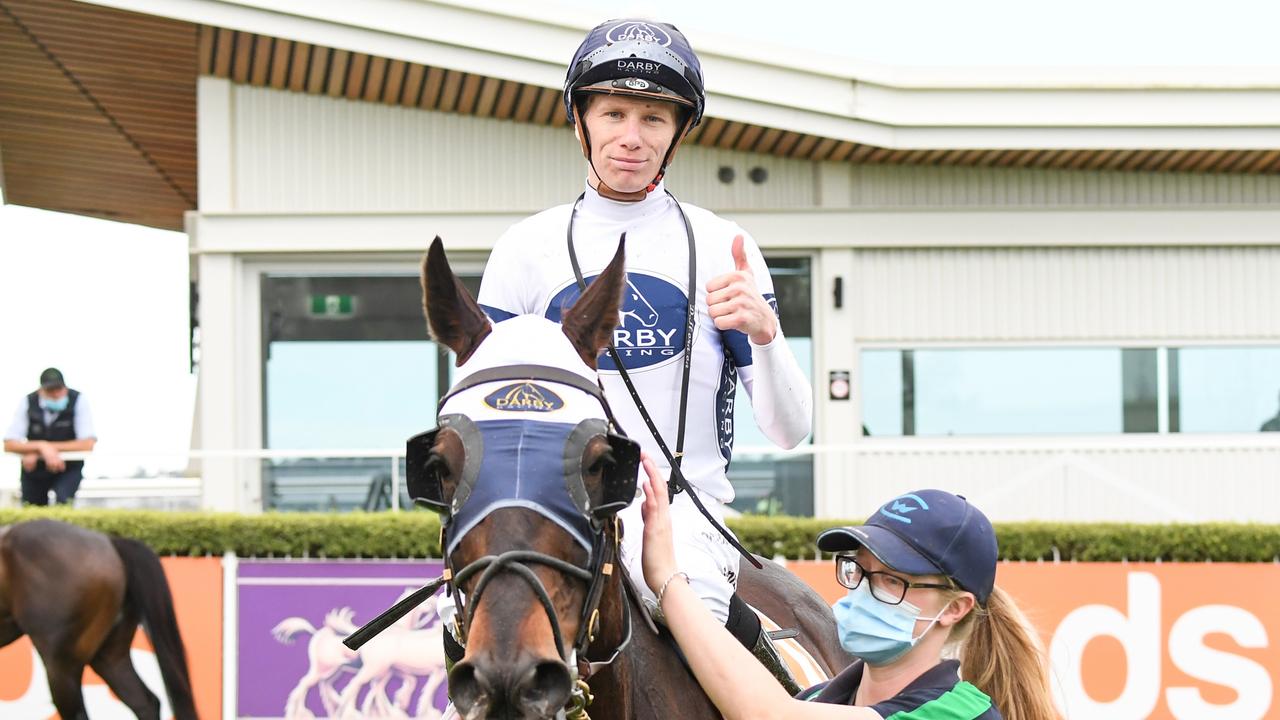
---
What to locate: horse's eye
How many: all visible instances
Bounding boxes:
[586,449,616,475]
[425,452,450,476]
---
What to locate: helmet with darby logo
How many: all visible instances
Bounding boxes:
[563,19,706,197]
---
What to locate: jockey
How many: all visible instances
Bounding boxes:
[442,18,813,691]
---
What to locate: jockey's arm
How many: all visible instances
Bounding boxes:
[740,332,812,450]
[732,233,812,450]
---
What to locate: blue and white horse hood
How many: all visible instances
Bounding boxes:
[440,314,619,555]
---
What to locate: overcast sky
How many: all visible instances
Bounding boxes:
[1,0,1276,478]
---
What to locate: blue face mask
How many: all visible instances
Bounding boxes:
[40,396,69,413]
[832,583,946,666]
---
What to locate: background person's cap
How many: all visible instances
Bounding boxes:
[816,489,998,606]
[39,367,65,390]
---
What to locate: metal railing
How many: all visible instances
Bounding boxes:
[3,434,1277,521]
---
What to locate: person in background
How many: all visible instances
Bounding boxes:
[641,460,1060,720]
[3,368,97,505]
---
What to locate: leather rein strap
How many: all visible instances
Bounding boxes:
[566,192,762,569]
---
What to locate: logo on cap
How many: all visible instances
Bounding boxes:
[484,383,564,413]
[623,77,651,91]
[606,21,672,46]
[879,494,930,524]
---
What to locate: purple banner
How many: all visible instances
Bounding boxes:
[237,559,448,719]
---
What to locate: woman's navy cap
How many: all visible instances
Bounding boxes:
[817,489,998,605]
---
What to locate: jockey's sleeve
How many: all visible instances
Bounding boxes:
[741,328,813,449]
[730,232,812,449]
[477,228,532,323]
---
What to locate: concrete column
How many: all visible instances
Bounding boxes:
[195,252,240,511]
[813,247,858,519]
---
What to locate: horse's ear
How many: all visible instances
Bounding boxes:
[562,235,625,368]
[422,236,491,366]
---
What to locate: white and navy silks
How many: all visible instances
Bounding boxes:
[452,181,813,629]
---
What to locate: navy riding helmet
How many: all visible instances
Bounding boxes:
[563,19,706,130]
[563,19,706,195]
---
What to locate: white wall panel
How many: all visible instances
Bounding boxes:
[850,165,1280,208]
[231,85,816,213]
[849,246,1280,342]
[814,440,1280,524]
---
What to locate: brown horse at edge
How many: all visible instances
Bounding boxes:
[0,519,197,719]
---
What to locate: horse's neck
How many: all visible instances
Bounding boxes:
[589,576,718,719]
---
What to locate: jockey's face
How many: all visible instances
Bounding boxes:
[581,94,680,194]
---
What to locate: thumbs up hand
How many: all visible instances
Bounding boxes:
[706,235,777,345]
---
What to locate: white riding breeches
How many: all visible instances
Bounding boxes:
[618,488,740,625]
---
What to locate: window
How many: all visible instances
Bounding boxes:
[861,347,1157,436]
[1172,346,1280,433]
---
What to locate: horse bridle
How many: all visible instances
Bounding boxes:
[344,364,637,697]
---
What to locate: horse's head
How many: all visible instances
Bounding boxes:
[413,237,634,719]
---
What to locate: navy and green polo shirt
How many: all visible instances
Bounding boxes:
[798,659,1002,719]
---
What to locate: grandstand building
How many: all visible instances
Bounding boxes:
[2,0,1278,521]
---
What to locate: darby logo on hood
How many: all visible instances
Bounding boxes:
[484,383,565,413]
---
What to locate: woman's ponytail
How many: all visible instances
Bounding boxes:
[958,586,1060,720]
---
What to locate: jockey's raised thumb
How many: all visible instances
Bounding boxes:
[732,235,751,274]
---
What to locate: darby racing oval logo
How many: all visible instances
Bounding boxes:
[606,21,672,47]
[484,382,565,412]
[546,272,688,372]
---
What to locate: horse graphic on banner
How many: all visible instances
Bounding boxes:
[272,591,448,718]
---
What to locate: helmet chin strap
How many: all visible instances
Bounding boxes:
[574,102,691,203]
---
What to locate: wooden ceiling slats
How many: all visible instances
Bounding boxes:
[326,50,349,97]
[401,63,426,107]
[532,87,559,125]
[0,0,197,228]
[457,73,483,115]
[734,124,765,152]
[230,31,252,84]
[829,141,858,162]
[511,81,538,121]
[494,79,520,119]
[212,26,233,77]
[286,41,309,92]
[249,34,273,86]
[305,46,329,95]
[344,51,369,100]
[474,76,501,117]
[420,66,445,109]
[810,137,839,161]
[361,55,387,103]
[791,134,820,158]
[698,118,727,147]
[383,60,408,105]
[437,69,463,112]
[717,121,746,150]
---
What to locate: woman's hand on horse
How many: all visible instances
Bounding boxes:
[706,235,777,346]
[639,455,679,595]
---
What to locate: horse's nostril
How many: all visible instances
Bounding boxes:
[449,661,491,718]
[516,659,574,717]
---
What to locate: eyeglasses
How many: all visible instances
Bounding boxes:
[835,555,954,606]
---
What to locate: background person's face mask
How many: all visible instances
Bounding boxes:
[39,396,69,413]
[832,582,948,666]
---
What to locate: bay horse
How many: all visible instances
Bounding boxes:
[354,237,847,720]
[0,519,196,720]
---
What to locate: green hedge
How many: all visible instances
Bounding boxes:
[2,508,1279,562]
